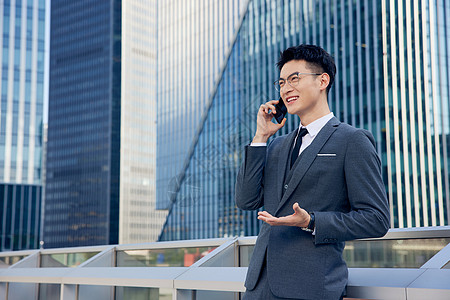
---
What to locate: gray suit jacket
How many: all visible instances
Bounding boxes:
[235,117,390,299]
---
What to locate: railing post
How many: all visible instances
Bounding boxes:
[60,284,78,300]
[0,282,8,300]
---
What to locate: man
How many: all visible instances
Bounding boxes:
[235,44,390,300]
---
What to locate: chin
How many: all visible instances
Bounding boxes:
[287,108,302,116]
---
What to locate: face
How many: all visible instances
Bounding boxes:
[278,60,324,118]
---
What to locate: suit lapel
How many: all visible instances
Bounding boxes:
[276,130,298,201]
[275,117,340,214]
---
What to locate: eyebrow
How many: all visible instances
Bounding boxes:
[277,71,300,81]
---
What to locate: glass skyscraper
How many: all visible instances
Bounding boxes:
[0,0,46,251]
[157,0,450,241]
[157,0,254,240]
[45,0,166,248]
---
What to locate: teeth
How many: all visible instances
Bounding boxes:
[286,97,298,103]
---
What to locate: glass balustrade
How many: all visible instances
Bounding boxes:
[116,247,217,267]
[40,252,99,268]
[0,255,27,267]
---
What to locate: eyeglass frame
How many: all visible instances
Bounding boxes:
[273,72,323,92]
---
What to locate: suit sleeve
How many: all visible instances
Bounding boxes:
[235,145,267,211]
[313,129,390,244]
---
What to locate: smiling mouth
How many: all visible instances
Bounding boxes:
[286,96,299,103]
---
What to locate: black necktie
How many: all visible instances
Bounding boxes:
[290,127,308,169]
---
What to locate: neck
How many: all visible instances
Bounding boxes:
[298,103,331,126]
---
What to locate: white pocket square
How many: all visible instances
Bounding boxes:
[317,153,336,157]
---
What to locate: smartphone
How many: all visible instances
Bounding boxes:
[272,97,287,124]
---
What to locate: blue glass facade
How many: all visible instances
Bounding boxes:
[0,183,41,251]
[44,1,121,248]
[381,0,450,227]
[0,0,46,251]
[157,1,253,240]
[157,0,450,241]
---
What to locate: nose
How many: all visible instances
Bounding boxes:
[280,81,294,93]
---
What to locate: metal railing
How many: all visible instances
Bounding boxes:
[1,227,450,300]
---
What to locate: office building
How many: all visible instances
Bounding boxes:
[45,0,166,248]
[381,0,450,228]
[156,0,450,241]
[0,0,46,251]
[119,0,167,244]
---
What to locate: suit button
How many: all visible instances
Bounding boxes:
[284,184,288,190]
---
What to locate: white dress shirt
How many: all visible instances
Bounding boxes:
[251,112,335,155]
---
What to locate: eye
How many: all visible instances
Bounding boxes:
[289,75,300,82]
[278,80,285,86]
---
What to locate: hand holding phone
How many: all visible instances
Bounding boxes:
[272,97,287,124]
[252,98,287,143]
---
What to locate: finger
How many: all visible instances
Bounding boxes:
[278,118,287,127]
[257,215,272,223]
[259,104,267,113]
[258,215,281,225]
[260,213,290,223]
[258,211,274,218]
[267,99,280,105]
[261,101,278,113]
[266,103,277,114]
[257,212,277,220]
[293,203,302,214]
[257,215,268,221]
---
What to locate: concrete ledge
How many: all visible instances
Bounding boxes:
[174,267,247,292]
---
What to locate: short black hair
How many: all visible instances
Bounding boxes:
[276,44,336,95]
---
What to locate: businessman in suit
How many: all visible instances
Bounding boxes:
[235,44,390,299]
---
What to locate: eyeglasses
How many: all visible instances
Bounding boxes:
[273,72,322,92]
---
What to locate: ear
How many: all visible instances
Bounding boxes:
[318,73,330,92]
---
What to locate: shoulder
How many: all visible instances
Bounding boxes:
[335,124,378,162]
[336,123,375,147]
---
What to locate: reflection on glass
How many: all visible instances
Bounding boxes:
[238,238,450,268]
[0,256,26,267]
[239,245,254,267]
[40,252,99,268]
[115,287,172,300]
[116,247,216,267]
[39,284,61,300]
[344,238,450,268]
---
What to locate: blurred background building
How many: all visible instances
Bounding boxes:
[156,0,450,241]
[0,0,46,251]
[118,0,167,244]
[3,0,444,250]
[44,0,166,248]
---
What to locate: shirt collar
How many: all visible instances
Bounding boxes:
[300,112,334,137]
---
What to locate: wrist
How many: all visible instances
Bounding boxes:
[307,212,315,230]
[252,132,271,143]
[301,212,315,232]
